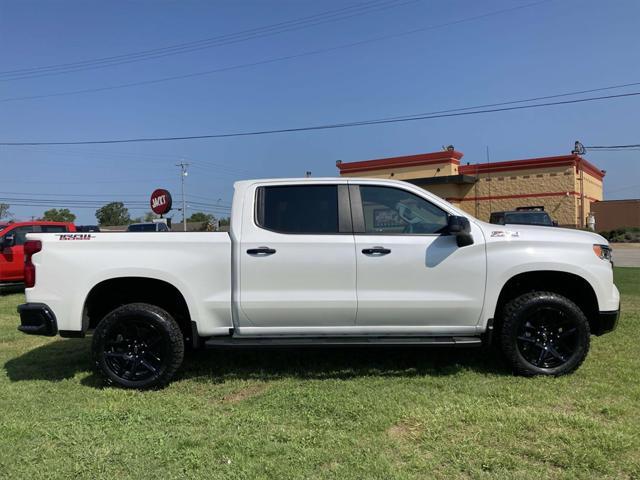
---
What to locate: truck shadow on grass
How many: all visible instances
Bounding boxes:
[5,338,510,388]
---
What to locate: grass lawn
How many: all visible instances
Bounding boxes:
[0,268,638,479]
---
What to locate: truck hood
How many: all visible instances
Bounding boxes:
[475,221,608,246]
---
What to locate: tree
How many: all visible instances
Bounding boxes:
[0,203,12,220]
[42,208,76,222]
[187,212,214,223]
[218,217,230,227]
[130,212,157,223]
[95,202,131,226]
[144,211,159,222]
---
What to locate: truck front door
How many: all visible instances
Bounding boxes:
[350,183,487,329]
[238,183,357,329]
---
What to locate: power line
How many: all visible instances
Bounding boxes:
[0,178,177,184]
[0,191,232,207]
[366,81,640,121]
[7,145,258,176]
[2,90,639,146]
[0,0,415,81]
[0,0,552,103]
[587,148,640,152]
[1,199,231,212]
[8,192,232,205]
[585,144,640,149]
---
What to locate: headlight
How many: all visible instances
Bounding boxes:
[593,244,613,262]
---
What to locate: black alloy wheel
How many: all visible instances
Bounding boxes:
[516,306,580,369]
[501,291,590,376]
[93,303,184,389]
[103,318,167,382]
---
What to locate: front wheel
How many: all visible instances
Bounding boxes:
[92,303,184,389]
[500,292,590,376]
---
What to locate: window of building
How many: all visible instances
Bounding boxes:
[256,185,339,234]
[359,186,448,234]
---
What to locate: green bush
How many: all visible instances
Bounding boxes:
[598,226,640,243]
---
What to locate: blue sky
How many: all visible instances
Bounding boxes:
[1,0,639,223]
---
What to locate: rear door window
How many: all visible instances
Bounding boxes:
[256,185,339,234]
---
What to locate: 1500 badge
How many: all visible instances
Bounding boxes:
[58,234,96,241]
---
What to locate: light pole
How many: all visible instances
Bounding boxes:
[176,161,189,232]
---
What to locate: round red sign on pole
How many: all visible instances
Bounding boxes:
[150,189,172,215]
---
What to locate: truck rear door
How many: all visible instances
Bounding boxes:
[238,182,357,329]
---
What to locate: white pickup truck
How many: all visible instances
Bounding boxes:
[18,178,619,389]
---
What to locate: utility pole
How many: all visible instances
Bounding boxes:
[176,161,190,232]
[486,146,491,216]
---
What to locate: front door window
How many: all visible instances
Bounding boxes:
[359,186,449,234]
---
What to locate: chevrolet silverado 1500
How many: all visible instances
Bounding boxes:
[17,178,619,388]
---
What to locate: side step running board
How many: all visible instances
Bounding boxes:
[204,336,482,348]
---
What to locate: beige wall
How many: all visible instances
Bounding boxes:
[579,171,604,227]
[455,165,577,224]
[339,161,457,180]
[340,161,603,227]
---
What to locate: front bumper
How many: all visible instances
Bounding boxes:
[17,303,58,336]
[592,308,620,336]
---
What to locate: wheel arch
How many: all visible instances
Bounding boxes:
[491,270,599,337]
[83,277,196,346]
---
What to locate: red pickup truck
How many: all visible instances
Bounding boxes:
[0,221,76,287]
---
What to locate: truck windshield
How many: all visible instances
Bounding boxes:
[504,212,553,226]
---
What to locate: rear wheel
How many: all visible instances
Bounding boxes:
[501,292,590,376]
[92,303,184,389]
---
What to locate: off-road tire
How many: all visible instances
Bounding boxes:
[92,303,184,389]
[501,291,590,376]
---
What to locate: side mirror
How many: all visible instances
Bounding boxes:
[448,216,474,247]
[1,233,15,250]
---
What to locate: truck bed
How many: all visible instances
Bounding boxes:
[25,232,233,335]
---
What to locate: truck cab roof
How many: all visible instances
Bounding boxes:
[1,221,76,232]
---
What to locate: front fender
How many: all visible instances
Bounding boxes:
[480,241,616,329]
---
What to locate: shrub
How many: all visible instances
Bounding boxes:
[599,227,640,243]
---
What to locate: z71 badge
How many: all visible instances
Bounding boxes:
[491,230,520,238]
[58,234,96,241]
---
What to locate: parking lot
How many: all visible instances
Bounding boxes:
[612,243,640,267]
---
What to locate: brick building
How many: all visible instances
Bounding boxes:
[591,199,640,231]
[336,150,605,228]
